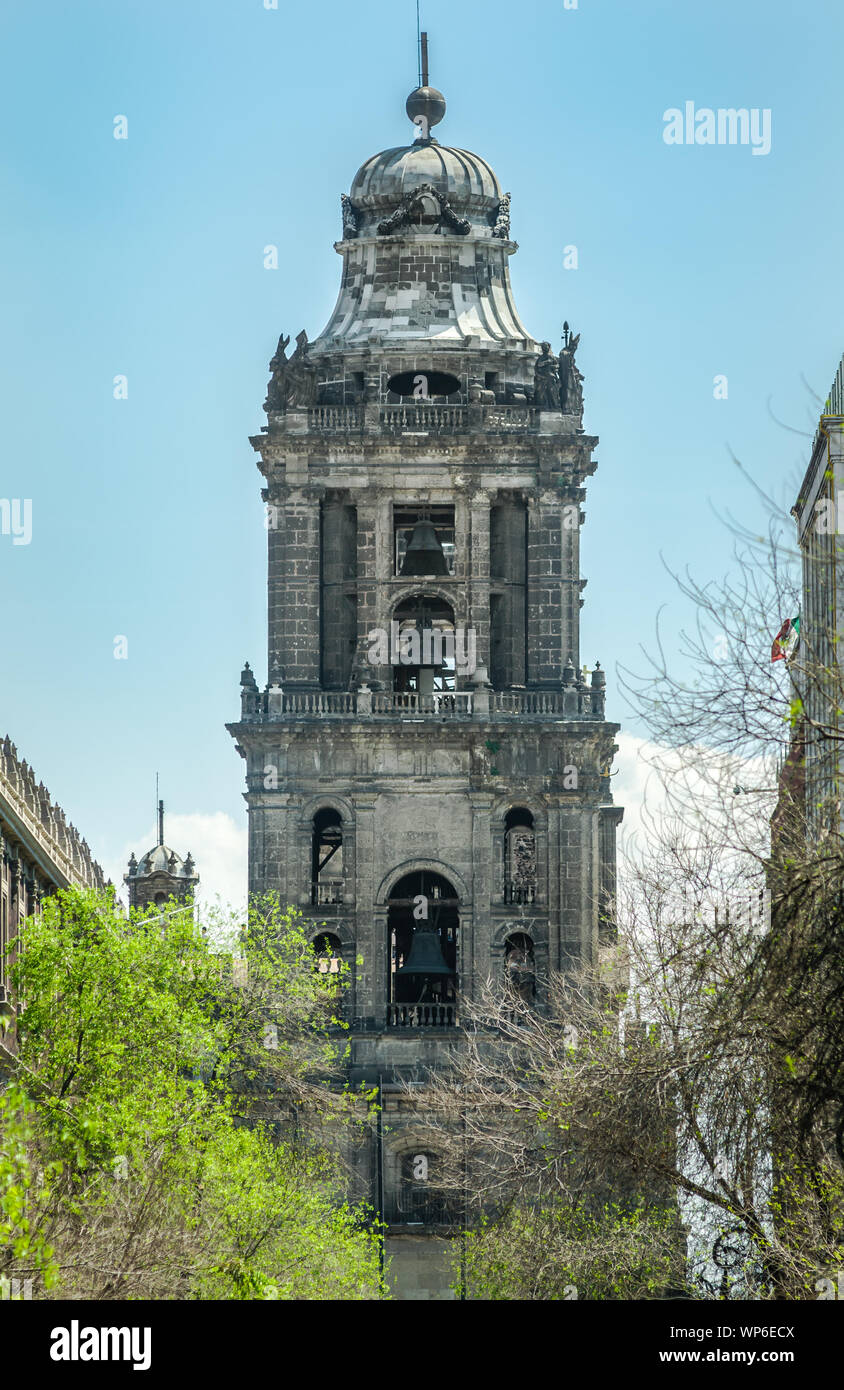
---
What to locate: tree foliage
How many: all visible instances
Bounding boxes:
[408,521,844,1300]
[0,888,385,1300]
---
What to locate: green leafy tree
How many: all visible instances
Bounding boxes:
[458,1201,684,1301]
[0,888,385,1300]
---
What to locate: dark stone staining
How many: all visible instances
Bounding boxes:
[490,500,527,688]
[321,501,358,689]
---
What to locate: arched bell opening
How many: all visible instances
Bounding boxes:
[311,808,343,905]
[503,807,536,905]
[386,369,461,402]
[391,594,456,694]
[504,931,536,1002]
[312,931,344,976]
[311,931,347,1023]
[388,870,458,1008]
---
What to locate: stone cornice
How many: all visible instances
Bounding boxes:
[0,737,105,892]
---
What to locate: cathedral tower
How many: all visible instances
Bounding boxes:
[229,57,622,1297]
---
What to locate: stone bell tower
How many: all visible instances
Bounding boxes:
[228,46,622,1298]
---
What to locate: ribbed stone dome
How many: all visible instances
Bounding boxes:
[351,142,501,213]
[134,844,191,877]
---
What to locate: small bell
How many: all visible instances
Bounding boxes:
[401,520,449,576]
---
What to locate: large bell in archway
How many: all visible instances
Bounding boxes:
[401,520,448,576]
[397,924,453,976]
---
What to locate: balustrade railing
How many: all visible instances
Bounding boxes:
[483,406,536,430]
[380,404,466,431]
[278,403,544,436]
[490,690,563,714]
[503,880,537,905]
[387,1001,457,1028]
[311,879,344,906]
[489,689,604,717]
[277,692,356,715]
[371,691,473,716]
[249,686,605,720]
[307,406,364,431]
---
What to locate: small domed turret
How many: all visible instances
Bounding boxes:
[124,799,199,915]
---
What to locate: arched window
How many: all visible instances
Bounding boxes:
[311,809,343,905]
[391,595,456,695]
[387,870,458,1026]
[504,808,536,904]
[383,1149,459,1226]
[398,1151,445,1224]
[312,931,343,976]
[505,932,536,1002]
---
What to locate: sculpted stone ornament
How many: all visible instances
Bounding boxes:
[558,327,584,416]
[377,182,470,237]
[534,340,561,411]
[492,192,511,239]
[340,194,358,239]
[264,330,317,413]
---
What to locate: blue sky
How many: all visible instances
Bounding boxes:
[1,0,841,903]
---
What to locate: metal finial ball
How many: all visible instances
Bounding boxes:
[406,86,446,134]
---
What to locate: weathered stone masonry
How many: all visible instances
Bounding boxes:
[229,77,623,1296]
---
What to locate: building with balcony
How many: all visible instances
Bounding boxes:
[228,59,623,1298]
[0,735,106,1036]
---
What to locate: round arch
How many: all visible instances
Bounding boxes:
[376,857,470,907]
[307,922,355,951]
[491,797,547,829]
[387,868,459,1010]
[297,794,355,829]
[385,586,459,620]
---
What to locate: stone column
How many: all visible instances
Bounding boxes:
[527,491,563,687]
[468,793,494,1003]
[321,493,358,689]
[353,795,380,1026]
[465,491,491,686]
[561,485,583,671]
[354,499,390,689]
[555,805,588,972]
[490,495,526,686]
[598,806,623,945]
[268,487,323,689]
[248,744,290,903]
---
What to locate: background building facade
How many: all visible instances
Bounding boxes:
[792,352,844,832]
[0,735,106,1031]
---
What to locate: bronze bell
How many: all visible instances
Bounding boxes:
[401,520,449,576]
[397,924,453,976]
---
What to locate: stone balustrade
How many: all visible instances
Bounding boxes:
[503,879,537,905]
[263,403,546,435]
[239,685,606,722]
[386,1001,457,1028]
[370,690,473,716]
[311,879,344,905]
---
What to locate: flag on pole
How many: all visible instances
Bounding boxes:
[771,616,800,663]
